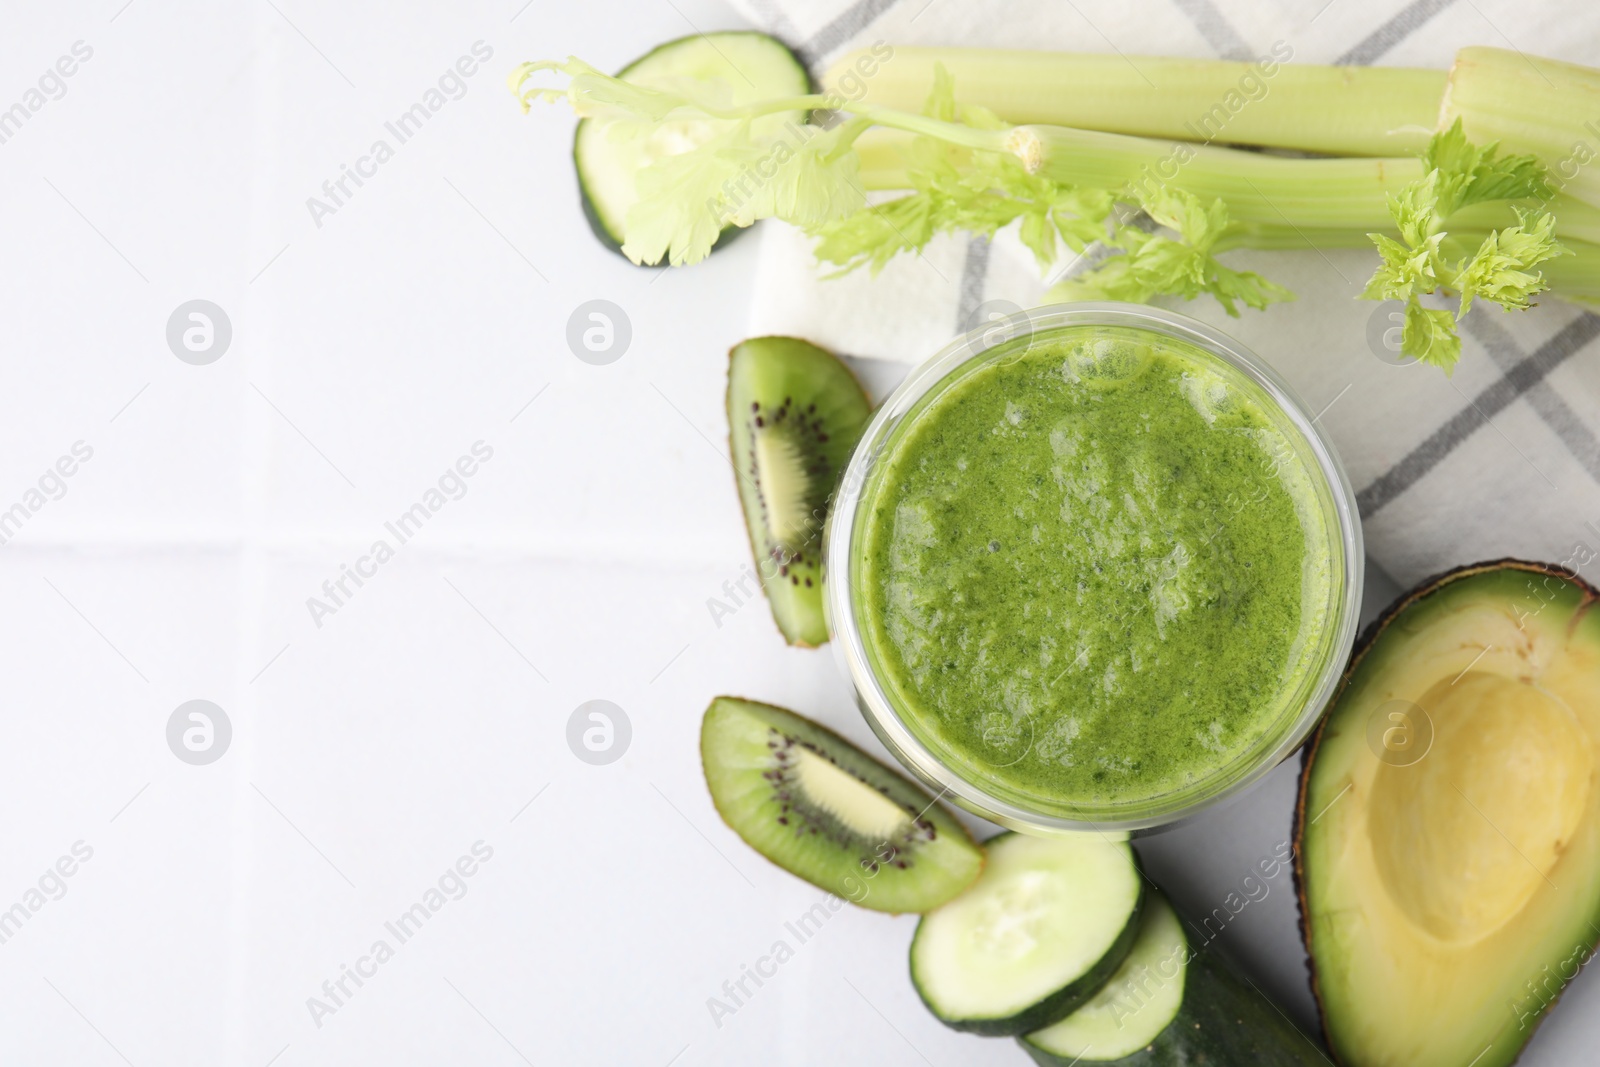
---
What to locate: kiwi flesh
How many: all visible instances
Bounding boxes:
[726,337,871,647]
[700,696,984,914]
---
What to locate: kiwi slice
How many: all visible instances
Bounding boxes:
[726,337,871,647]
[700,696,984,914]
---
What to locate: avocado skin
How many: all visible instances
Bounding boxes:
[1292,558,1600,1064]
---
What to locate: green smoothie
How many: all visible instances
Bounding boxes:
[856,325,1333,810]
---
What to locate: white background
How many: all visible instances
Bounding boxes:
[0,1,1595,1065]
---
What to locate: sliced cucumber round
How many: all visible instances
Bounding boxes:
[1023,889,1329,1066]
[910,832,1145,1036]
[573,32,811,260]
[1021,892,1187,1062]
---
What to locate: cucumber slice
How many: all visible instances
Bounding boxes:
[1023,890,1329,1066]
[572,32,811,259]
[910,832,1145,1036]
[1021,893,1187,1062]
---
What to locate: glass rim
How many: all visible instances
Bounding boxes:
[825,302,1365,835]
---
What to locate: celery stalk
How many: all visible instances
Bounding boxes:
[851,126,1419,230]
[516,51,1598,361]
[853,125,1600,244]
[1009,124,1419,229]
[1455,193,1600,247]
[1443,47,1600,209]
[1215,223,1388,251]
[826,47,1444,157]
[1217,225,1600,301]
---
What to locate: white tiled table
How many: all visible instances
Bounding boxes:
[0,2,1594,1065]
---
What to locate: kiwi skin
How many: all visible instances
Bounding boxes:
[700,695,984,914]
[725,337,871,648]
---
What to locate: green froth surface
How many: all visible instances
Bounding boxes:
[857,326,1332,809]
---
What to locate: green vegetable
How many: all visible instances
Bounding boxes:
[512,47,1600,370]
[1022,891,1328,1065]
[824,46,1446,157]
[1444,47,1600,210]
[1359,120,1569,369]
[570,32,810,257]
[1045,184,1294,315]
[910,832,1144,1036]
[1022,893,1189,1064]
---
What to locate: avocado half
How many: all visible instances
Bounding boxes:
[1296,559,1600,1067]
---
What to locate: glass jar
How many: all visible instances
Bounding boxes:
[825,303,1363,834]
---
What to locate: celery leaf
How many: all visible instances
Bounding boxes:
[1400,298,1461,369]
[810,65,1112,275]
[1052,188,1292,316]
[625,119,866,266]
[1360,120,1566,371]
[1422,120,1551,214]
[1360,232,1444,302]
[518,55,1295,324]
[1454,209,1569,316]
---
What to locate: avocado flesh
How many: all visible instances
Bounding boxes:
[1298,562,1600,1067]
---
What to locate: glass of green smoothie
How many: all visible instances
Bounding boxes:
[827,303,1362,833]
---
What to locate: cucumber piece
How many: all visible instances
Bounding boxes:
[1021,893,1186,1062]
[1023,890,1328,1066]
[572,32,811,259]
[910,832,1144,1036]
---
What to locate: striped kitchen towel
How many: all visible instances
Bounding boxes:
[726,0,1600,588]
